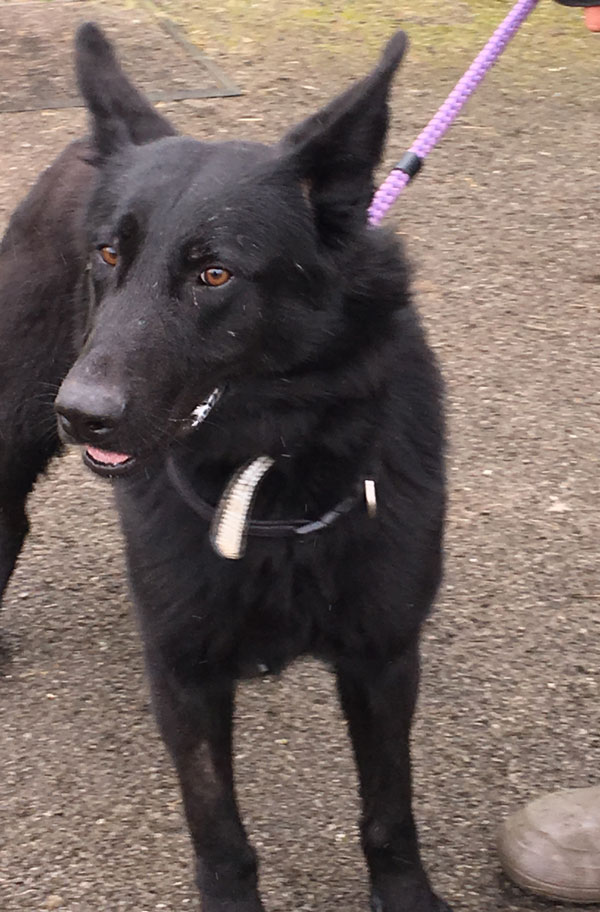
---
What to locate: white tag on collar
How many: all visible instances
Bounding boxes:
[210,456,275,560]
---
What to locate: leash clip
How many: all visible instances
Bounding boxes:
[395,151,423,181]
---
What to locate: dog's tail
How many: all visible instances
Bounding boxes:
[75,22,177,158]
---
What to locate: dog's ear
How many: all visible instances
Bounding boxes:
[282,32,407,246]
[75,22,177,159]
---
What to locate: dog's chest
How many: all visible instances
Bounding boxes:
[117,478,352,677]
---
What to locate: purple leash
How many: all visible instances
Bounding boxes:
[368,0,542,225]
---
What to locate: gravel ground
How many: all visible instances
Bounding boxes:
[1,2,599,911]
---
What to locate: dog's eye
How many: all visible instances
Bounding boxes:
[99,245,118,267]
[199,267,231,287]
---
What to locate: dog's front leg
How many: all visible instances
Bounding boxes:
[147,651,264,912]
[336,644,451,912]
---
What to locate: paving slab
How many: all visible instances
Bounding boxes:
[0,0,239,113]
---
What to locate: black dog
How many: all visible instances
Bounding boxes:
[4,24,450,912]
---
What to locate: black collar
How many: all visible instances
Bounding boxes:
[165,452,364,540]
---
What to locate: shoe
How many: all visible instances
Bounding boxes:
[498,786,600,903]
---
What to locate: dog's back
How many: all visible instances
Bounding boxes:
[0,141,92,597]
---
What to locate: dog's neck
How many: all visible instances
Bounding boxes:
[175,332,394,520]
[181,395,382,519]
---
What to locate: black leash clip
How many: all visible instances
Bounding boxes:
[395,151,424,182]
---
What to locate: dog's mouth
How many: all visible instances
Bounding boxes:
[80,387,223,479]
[83,446,137,478]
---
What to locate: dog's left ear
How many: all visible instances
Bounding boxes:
[282,31,407,246]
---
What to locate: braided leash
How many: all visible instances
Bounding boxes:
[368,0,542,225]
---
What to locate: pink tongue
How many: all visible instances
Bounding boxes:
[86,447,132,467]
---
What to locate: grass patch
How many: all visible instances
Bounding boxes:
[152,0,594,70]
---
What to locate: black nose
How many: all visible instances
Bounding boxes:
[55,380,126,445]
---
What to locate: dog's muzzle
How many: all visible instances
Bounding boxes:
[79,387,223,479]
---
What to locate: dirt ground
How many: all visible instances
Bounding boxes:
[1,1,599,911]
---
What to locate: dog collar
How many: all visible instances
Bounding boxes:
[165,452,368,560]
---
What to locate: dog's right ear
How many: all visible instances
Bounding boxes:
[75,22,177,160]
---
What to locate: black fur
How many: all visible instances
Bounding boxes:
[0,141,91,598]
[2,24,451,912]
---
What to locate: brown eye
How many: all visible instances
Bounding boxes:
[199,267,231,287]
[99,245,118,267]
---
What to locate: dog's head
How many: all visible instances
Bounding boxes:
[55,24,407,477]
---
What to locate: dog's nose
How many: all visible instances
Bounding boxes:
[55,380,126,444]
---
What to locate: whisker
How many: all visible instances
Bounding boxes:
[24,393,58,406]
